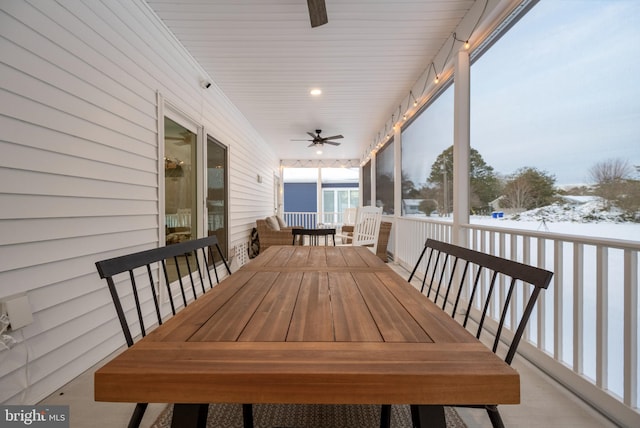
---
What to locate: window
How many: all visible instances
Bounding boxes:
[401,86,454,217]
[375,139,394,214]
[469,0,640,399]
[470,1,639,214]
[322,187,359,224]
[362,161,372,206]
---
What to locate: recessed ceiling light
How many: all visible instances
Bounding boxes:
[316,149,323,155]
[310,88,322,96]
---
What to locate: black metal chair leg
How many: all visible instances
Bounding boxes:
[486,405,505,428]
[242,403,254,428]
[127,402,147,428]
[380,404,391,428]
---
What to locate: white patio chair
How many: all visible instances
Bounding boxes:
[342,207,357,226]
[339,206,382,253]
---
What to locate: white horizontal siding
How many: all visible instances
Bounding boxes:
[0,0,279,405]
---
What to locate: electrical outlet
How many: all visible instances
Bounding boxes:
[1,294,33,330]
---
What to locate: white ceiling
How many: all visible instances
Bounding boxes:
[146,0,478,161]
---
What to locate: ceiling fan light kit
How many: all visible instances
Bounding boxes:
[291,129,343,150]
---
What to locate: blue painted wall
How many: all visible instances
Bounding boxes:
[284,182,358,212]
[284,183,316,212]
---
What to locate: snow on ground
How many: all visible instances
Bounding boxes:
[472,199,639,241]
[513,199,626,223]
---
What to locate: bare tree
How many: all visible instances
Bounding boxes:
[503,176,534,210]
[589,159,634,209]
[589,159,632,184]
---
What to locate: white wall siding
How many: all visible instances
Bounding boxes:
[0,0,279,404]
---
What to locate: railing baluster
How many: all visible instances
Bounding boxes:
[573,242,584,376]
[623,248,638,408]
[523,235,531,342]
[537,237,546,350]
[596,246,608,390]
[554,240,564,363]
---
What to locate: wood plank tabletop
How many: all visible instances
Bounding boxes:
[95,245,519,406]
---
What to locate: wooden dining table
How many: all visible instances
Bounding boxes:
[94,245,519,427]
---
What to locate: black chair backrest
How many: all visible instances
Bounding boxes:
[409,238,553,365]
[95,236,231,347]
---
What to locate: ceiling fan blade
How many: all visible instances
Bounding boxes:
[324,141,341,146]
[306,131,317,139]
[307,142,317,147]
[307,0,328,28]
[321,134,343,141]
[291,139,312,141]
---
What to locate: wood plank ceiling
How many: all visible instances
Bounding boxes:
[146,0,476,162]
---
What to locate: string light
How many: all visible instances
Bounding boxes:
[410,90,418,107]
[453,32,470,50]
[361,0,489,165]
[430,62,439,84]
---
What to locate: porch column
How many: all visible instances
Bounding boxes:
[370,152,376,208]
[317,167,323,225]
[394,125,402,217]
[453,49,470,246]
[278,163,284,216]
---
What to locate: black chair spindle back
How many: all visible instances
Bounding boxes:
[95,236,232,428]
[397,238,554,428]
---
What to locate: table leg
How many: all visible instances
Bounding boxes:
[380,404,391,428]
[410,405,446,428]
[171,403,208,428]
[242,403,254,428]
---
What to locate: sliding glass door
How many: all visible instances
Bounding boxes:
[162,113,229,281]
[206,135,228,261]
[164,117,197,245]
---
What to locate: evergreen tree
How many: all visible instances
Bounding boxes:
[426,146,501,213]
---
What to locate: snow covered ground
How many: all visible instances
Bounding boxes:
[472,198,639,241]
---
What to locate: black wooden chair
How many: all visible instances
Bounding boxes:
[381,238,553,428]
[95,236,253,428]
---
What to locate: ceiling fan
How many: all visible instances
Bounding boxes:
[292,129,343,147]
[307,0,328,28]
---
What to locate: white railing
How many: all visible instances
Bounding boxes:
[283,211,350,229]
[393,216,639,427]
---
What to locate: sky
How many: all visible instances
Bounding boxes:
[403,0,640,187]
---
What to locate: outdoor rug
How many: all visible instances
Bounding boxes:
[151,403,467,428]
